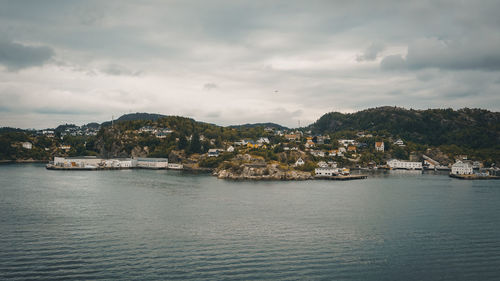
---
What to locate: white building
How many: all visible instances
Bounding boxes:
[59,145,71,151]
[257,137,270,144]
[103,158,137,168]
[317,161,329,168]
[208,149,220,157]
[315,167,339,176]
[135,157,168,169]
[139,126,155,133]
[22,142,32,150]
[387,159,422,170]
[375,142,384,152]
[327,161,338,168]
[338,139,356,147]
[310,150,325,157]
[315,167,349,176]
[53,156,103,168]
[227,145,235,152]
[294,158,305,166]
[394,139,405,146]
[451,161,473,175]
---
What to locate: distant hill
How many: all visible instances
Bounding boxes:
[55,124,77,133]
[101,113,167,127]
[85,122,100,129]
[308,106,500,149]
[229,122,288,130]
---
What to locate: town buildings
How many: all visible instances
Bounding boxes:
[136,157,168,169]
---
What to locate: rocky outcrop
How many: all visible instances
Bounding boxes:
[214,162,313,181]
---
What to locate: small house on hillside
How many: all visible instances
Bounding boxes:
[294,158,305,167]
[22,142,32,150]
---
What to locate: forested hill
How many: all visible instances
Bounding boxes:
[308,107,500,149]
[101,113,167,127]
[229,123,288,130]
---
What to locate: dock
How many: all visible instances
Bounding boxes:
[315,174,368,181]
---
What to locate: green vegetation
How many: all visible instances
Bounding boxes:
[1,107,499,166]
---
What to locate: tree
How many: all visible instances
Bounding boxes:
[188,132,201,154]
[178,135,188,150]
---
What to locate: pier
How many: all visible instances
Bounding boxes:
[315,174,368,181]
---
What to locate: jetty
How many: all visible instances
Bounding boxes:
[315,174,368,181]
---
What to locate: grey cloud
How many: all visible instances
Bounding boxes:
[1,1,500,128]
[101,64,141,76]
[204,111,221,118]
[0,40,54,70]
[34,107,99,115]
[356,43,385,61]
[203,83,218,90]
[406,37,500,71]
[380,54,406,70]
[381,37,500,71]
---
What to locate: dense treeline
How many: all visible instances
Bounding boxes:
[309,107,500,149]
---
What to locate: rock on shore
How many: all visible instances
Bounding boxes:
[214,163,313,180]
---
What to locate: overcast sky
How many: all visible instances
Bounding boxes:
[1,0,500,129]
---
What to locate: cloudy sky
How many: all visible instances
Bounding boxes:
[1,0,500,129]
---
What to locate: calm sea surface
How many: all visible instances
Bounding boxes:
[1,164,499,280]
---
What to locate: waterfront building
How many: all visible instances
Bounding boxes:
[315,167,339,176]
[53,156,103,168]
[387,159,422,170]
[103,158,137,168]
[451,161,473,175]
[315,167,349,176]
